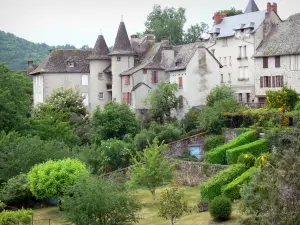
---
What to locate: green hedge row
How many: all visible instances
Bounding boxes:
[205,131,259,165]
[226,139,269,165]
[204,135,225,151]
[200,164,246,202]
[222,167,257,200]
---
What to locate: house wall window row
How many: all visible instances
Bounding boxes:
[260,76,283,88]
[291,55,300,71]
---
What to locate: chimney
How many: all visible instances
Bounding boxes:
[161,36,169,47]
[267,2,272,12]
[161,45,174,68]
[28,61,34,69]
[130,34,139,43]
[272,2,278,13]
[214,12,226,25]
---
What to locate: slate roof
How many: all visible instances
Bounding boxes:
[203,10,266,39]
[244,0,259,14]
[256,13,300,57]
[109,21,136,56]
[30,49,91,75]
[87,35,110,60]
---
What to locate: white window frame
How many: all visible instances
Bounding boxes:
[98,73,104,80]
[291,55,300,71]
[244,46,247,58]
[98,92,104,100]
[81,75,89,86]
[222,38,227,47]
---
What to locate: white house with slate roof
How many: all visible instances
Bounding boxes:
[203,0,281,103]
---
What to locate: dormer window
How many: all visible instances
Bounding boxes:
[117,57,121,62]
[67,61,74,67]
[241,29,244,33]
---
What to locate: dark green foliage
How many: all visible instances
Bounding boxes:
[183,23,209,44]
[205,131,259,165]
[61,176,141,225]
[91,102,140,142]
[216,7,243,17]
[294,101,300,111]
[237,153,255,169]
[180,108,201,132]
[265,127,296,148]
[0,132,70,183]
[134,129,156,151]
[197,106,225,134]
[0,31,76,70]
[76,139,134,175]
[226,139,269,165]
[200,164,246,202]
[0,209,33,225]
[266,85,299,110]
[206,85,235,107]
[204,135,225,152]
[0,63,32,133]
[222,167,257,200]
[208,196,232,221]
[235,128,253,136]
[0,174,34,206]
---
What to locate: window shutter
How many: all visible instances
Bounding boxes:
[263,57,268,68]
[178,77,183,88]
[260,77,263,88]
[275,56,280,68]
[272,76,276,87]
[268,77,271,88]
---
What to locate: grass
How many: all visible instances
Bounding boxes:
[33,186,242,225]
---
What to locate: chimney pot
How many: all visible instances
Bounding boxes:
[214,12,226,25]
[28,61,34,69]
[267,2,272,13]
[272,2,278,13]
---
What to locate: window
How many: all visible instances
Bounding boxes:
[228,73,231,83]
[152,71,158,83]
[260,76,271,88]
[124,76,130,85]
[221,74,224,83]
[98,92,104,100]
[222,38,227,46]
[82,93,89,106]
[224,57,227,66]
[238,46,242,58]
[143,69,147,74]
[291,55,300,71]
[239,66,248,79]
[263,57,268,68]
[122,92,131,104]
[246,93,250,103]
[238,93,243,102]
[241,29,244,33]
[106,84,112,90]
[117,57,121,62]
[98,73,104,80]
[67,61,74,67]
[274,76,284,87]
[275,56,281,68]
[243,46,247,58]
[261,76,283,88]
[211,49,215,55]
[229,56,232,66]
[178,77,183,88]
[81,75,88,86]
[258,97,266,103]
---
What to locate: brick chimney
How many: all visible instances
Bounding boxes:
[28,60,34,69]
[267,2,278,13]
[214,12,226,25]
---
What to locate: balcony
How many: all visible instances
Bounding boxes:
[238,78,249,81]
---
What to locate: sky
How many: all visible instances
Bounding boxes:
[0,0,299,48]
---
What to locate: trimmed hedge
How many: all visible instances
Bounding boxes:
[204,135,225,151]
[226,139,269,165]
[222,167,257,200]
[200,164,246,202]
[205,131,259,165]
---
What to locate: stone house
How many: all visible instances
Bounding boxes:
[203,0,281,103]
[254,13,300,102]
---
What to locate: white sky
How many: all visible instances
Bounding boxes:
[0,0,298,48]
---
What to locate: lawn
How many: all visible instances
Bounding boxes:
[33,186,242,225]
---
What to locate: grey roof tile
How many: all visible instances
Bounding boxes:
[244,0,259,13]
[87,35,110,60]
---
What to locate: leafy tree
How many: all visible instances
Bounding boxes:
[0,209,33,225]
[180,108,201,132]
[128,139,174,203]
[28,158,89,199]
[266,85,299,110]
[61,176,141,225]
[184,23,209,44]
[91,102,140,142]
[0,63,32,133]
[158,186,189,225]
[206,85,235,106]
[0,201,5,212]
[0,174,34,206]
[76,139,134,175]
[147,82,178,123]
[0,132,70,183]
[145,5,186,44]
[239,134,300,225]
[215,7,243,18]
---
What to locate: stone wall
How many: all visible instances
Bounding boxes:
[173,160,228,186]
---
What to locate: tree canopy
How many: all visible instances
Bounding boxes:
[184,23,209,44]
[216,7,243,17]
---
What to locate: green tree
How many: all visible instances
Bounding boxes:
[215,7,243,18]
[266,85,299,110]
[28,158,89,199]
[145,5,186,44]
[0,132,70,183]
[91,102,140,142]
[128,139,174,203]
[184,23,209,44]
[180,108,201,132]
[147,82,178,123]
[0,209,33,225]
[206,85,235,106]
[0,63,32,133]
[61,176,141,225]
[158,186,189,225]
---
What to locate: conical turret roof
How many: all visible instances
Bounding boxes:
[244,0,259,13]
[88,35,110,60]
[109,21,136,56]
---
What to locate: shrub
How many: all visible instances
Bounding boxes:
[208,196,232,221]
[222,167,257,200]
[197,106,225,134]
[266,85,299,110]
[205,131,259,165]
[0,201,5,212]
[206,85,235,106]
[181,108,201,132]
[226,139,269,165]
[237,154,255,169]
[235,128,253,136]
[200,164,246,202]
[265,127,296,148]
[255,153,270,168]
[0,209,33,225]
[204,135,225,152]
